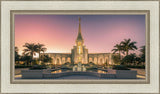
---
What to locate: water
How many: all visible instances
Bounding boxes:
[51,70,62,73]
[97,70,107,73]
[51,69,107,74]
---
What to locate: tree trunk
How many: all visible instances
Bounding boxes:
[39,51,41,65]
[119,50,121,60]
[26,61,29,66]
[31,52,34,66]
[25,61,27,66]
[126,50,129,56]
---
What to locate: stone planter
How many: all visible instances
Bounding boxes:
[116,70,137,79]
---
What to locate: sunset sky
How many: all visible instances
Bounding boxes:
[15,15,145,55]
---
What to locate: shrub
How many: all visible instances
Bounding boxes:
[112,54,121,65]
[61,67,72,70]
[86,67,97,71]
[15,65,32,68]
[30,65,46,70]
[89,62,95,65]
[112,65,130,70]
[126,65,145,69]
[32,59,39,65]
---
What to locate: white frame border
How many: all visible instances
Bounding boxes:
[1,1,159,93]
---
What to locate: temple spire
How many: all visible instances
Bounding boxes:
[76,17,83,41]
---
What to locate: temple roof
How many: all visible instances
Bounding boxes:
[76,17,84,41]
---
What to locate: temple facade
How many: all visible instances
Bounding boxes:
[43,17,114,65]
[71,17,88,64]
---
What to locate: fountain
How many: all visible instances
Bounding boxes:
[73,62,86,72]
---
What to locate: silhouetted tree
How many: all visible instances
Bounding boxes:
[15,46,20,64]
[112,54,121,65]
[112,44,123,60]
[140,45,145,64]
[23,43,38,65]
[121,53,137,65]
[20,53,32,66]
[41,55,52,63]
[121,39,137,56]
[36,43,47,64]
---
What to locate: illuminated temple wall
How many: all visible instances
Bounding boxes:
[71,45,88,64]
[88,53,113,65]
[42,52,114,65]
[42,53,71,65]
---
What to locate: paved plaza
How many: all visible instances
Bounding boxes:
[14,68,146,79]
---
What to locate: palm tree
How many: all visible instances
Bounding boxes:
[112,44,123,60]
[140,46,145,55]
[41,55,52,63]
[21,53,32,66]
[140,45,145,63]
[23,43,38,65]
[41,55,53,68]
[121,53,137,65]
[15,46,20,64]
[15,46,19,53]
[120,38,137,56]
[112,54,121,65]
[36,43,47,64]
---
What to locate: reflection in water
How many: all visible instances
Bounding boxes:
[97,70,107,73]
[51,70,62,73]
[51,69,107,73]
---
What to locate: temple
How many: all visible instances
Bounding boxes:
[71,17,88,64]
[43,17,114,65]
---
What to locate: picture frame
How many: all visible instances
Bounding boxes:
[0,0,159,93]
[11,10,150,84]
